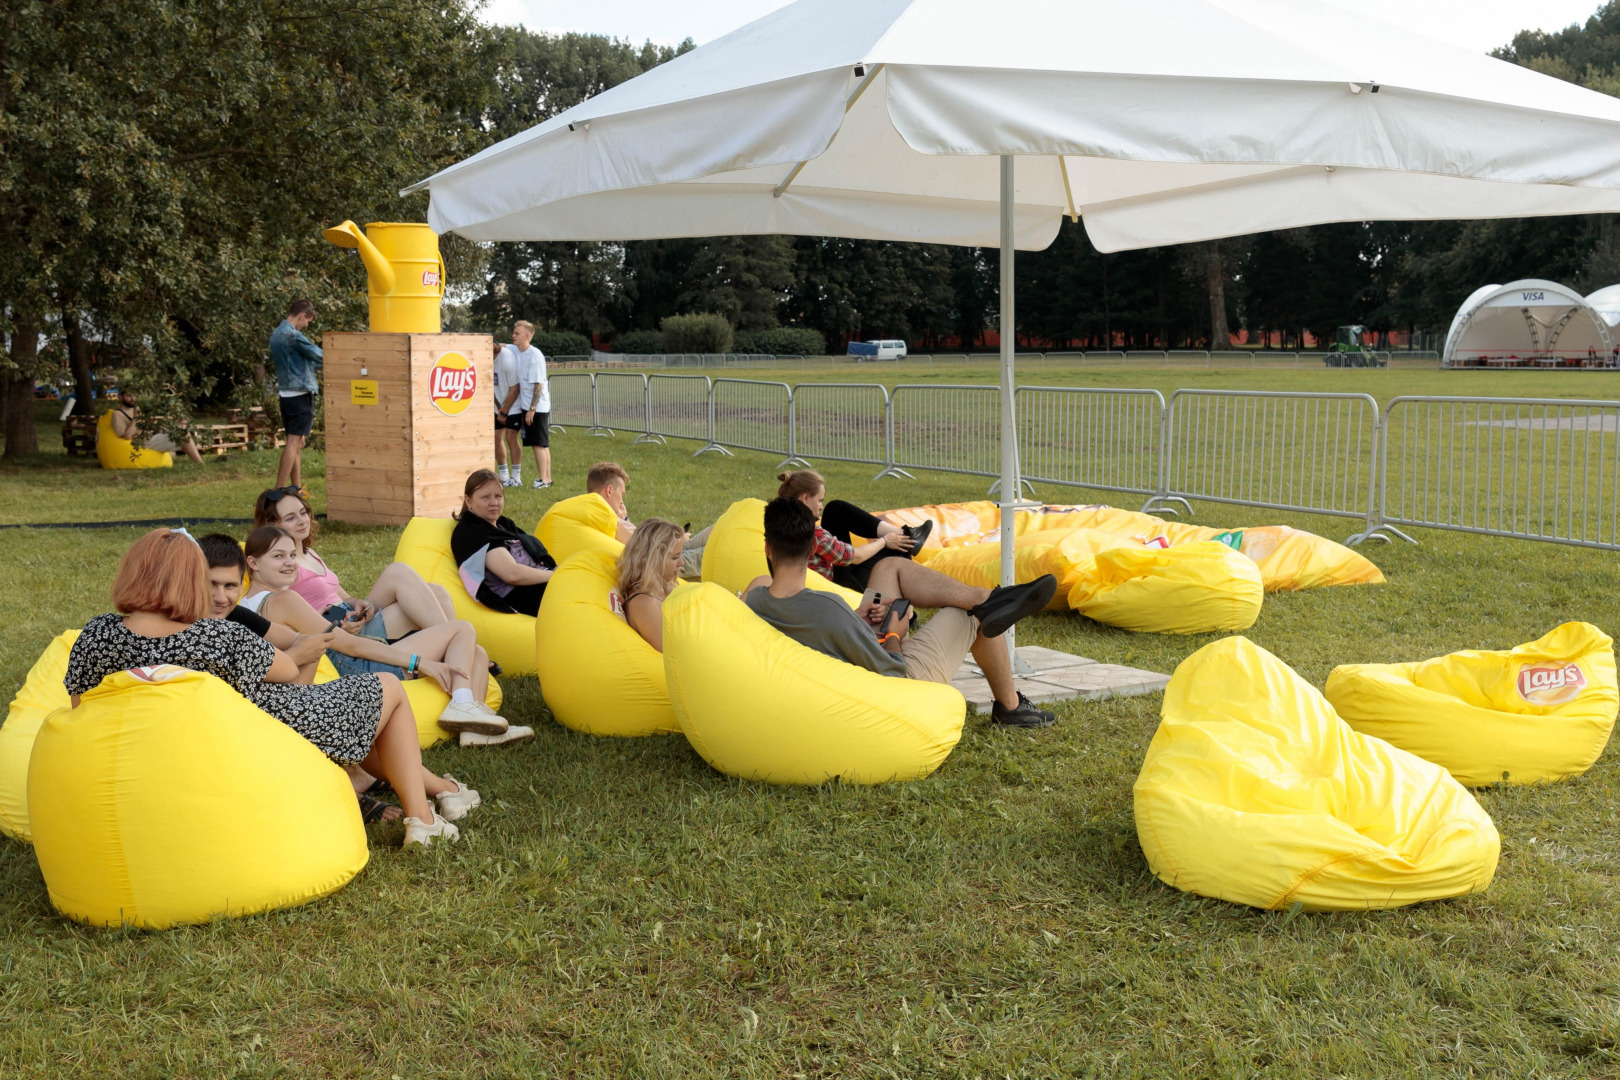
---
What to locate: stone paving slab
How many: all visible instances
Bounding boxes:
[950,645,1170,714]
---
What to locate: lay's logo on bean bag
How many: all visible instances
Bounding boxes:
[1519,662,1587,705]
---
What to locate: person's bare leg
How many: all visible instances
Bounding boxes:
[471,645,490,700]
[391,620,478,693]
[430,583,456,621]
[370,563,452,635]
[503,428,520,469]
[866,558,990,611]
[183,437,205,465]
[275,434,304,488]
[970,633,1021,709]
[358,676,452,822]
[537,446,552,484]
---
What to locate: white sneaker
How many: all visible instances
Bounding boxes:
[437,700,508,735]
[460,725,535,748]
[510,474,522,486]
[434,774,482,822]
[500,476,517,487]
[533,478,552,489]
[403,812,460,847]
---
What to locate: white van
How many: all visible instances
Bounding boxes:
[847,339,909,361]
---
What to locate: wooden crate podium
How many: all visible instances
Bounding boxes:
[323,333,493,525]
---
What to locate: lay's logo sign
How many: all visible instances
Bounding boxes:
[1518,662,1586,706]
[428,352,476,416]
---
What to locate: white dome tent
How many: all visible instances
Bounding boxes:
[1443,279,1615,368]
[1584,283,1620,329]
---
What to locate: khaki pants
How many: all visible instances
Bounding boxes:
[901,608,979,684]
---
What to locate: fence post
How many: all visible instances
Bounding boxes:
[632,373,663,446]
[693,378,732,458]
[779,388,810,469]
[873,387,913,480]
[586,374,611,437]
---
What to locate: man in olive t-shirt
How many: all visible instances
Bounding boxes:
[743,498,1059,728]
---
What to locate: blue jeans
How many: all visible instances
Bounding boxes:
[326,650,404,679]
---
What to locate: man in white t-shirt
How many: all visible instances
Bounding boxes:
[515,326,552,490]
[492,323,525,486]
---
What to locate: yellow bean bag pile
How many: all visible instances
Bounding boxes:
[881,502,1383,593]
[1324,622,1619,786]
[664,584,965,784]
[393,517,536,675]
[1135,637,1500,911]
[0,630,79,843]
[535,549,677,737]
[29,665,368,928]
[1067,537,1264,634]
[535,493,623,563]
[699,498,861,606]
[95,412,172,469]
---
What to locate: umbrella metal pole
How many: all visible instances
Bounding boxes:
[999,155,1033,677]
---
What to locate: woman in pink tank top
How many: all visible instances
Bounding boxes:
[255,487,461,644]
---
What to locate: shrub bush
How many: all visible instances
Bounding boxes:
[533,330,593,358]
[733,328,827,356]
[612,329,664,355]
[660,313,733,354]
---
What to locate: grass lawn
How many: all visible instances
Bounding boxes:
[2,375,1620,1077]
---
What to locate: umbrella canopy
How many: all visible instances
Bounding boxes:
[408,0,1620,649]
[410,0,1620,252]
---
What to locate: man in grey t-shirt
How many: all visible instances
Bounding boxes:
[744,497,1058,728]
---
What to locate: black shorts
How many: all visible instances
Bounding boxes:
[495,410,523,431]
[522,411,550,448]
[279,393,314,438]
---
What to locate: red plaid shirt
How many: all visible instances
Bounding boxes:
[807,526,854,580]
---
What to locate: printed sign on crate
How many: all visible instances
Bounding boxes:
[349,379,379,406]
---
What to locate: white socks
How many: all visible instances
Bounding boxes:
[498,465,509,481]
[451,687,475,705]
[511,468,521,483]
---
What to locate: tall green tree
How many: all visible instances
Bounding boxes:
[0,0,496,457]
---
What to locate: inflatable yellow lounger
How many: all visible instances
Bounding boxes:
[1135,636,1500,911]
[536,549,677,737]
[0,630,80,843]
[664,584,965,785]
[95,411,173,469]
[1324,622,1618,787]
[1066,536,1264,635]
[29,666,368,928]
[879,502,1384,592]
[393,517,536,675]
[536,492,623,564]
[699,498,861,607]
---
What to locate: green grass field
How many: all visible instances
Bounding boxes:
[3,372,1620,1077]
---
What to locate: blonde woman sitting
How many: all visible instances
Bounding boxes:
[242,525,520,742]
[617,519,686,653]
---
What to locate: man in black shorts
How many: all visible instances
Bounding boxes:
[269,299,322,492]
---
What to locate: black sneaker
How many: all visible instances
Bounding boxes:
[971,574,1058,638]
[990,692,1056,728]
[903,519,934,551]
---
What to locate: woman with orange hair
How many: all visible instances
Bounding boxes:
[62,529,478,847]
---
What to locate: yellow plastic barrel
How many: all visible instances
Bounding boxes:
[322,220,444,333]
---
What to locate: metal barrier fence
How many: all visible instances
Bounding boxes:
[647,374,712,444]
[1375,396,1620,549]
[792,383,889,467]
[706,379,797,461]
[888,385,1002,479]
[1149,390,1382,535]
[542,373,1620,553]
[1017,386,1166,497]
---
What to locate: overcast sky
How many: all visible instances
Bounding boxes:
[480,0,1606,55]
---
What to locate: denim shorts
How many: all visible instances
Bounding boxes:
[326,649,404,680]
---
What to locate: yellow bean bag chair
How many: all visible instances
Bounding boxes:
[29,665,368,928]
[95,411,173,469]
[312,658,505,750]
[0,630,80,843]
[699,498,861,606]
[664,584,965,784]
[534,550,677,736]
[535,493,622,563]
[1324,623,1619,786]
[881,502,1384,591]
[393,517,535,675]
[1135,636,1500,911]
[1067,538,1263,634]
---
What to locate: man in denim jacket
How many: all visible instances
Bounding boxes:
[270,299,323,491]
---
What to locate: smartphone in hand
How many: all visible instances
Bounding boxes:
[881,598,911,637]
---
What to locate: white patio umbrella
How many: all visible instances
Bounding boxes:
[408,0,1620,653]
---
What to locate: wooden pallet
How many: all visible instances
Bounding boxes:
[61,415,98,457]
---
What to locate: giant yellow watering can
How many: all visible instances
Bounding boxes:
[322,221,445,333]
